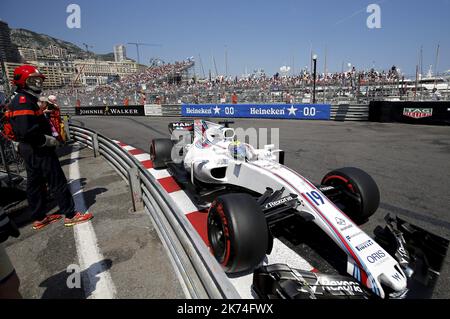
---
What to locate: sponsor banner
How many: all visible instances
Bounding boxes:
[403,108,433,119]
[369,101,450,125]
[181,104,331,120]
[144,104,163,116]
[75,106,144,116]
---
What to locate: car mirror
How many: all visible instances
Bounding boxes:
[223,128,235,139]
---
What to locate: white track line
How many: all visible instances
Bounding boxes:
[68,147,117,299]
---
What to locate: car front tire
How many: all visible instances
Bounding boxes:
[322,167,380,224]
[207,193,269,274]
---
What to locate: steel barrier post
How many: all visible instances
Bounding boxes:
[63,116,72,143]
[92,133,100,158]
[128,166,144,212]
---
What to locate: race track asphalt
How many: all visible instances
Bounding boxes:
[71,116,450,298]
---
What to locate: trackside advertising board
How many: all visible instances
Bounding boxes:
[181,104,331,120]
[369,101,450,125]
[144,104,163,116]
[75,106,145,116]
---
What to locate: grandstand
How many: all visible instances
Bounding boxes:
[45,60,450,107]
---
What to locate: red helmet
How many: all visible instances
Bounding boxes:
[12,65,46,88]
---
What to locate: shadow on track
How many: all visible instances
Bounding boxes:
[39,259,113,299]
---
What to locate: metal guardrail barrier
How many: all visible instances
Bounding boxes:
[68,123,240,299]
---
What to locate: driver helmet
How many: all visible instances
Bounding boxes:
[228,141,247,161]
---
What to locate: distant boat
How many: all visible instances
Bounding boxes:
[395,68,449,92]
[417,66,450,91]
[443,71,450,83]
[418,76,449,91]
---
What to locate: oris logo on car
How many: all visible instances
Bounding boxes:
[356,240,373,252]
[366,250,386,264]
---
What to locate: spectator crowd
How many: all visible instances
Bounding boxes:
[44,62,444,106]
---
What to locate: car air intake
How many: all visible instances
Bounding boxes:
[211,167,227,179]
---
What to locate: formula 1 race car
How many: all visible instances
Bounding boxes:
[150,119,448,299]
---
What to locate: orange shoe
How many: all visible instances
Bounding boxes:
[32,214,63,230]
[64,212,94,227]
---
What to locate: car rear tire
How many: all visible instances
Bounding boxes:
[207,193,269,274]
[321,167,380,224]
[150,139,173,169]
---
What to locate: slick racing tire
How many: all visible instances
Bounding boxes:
[321,167,380,224]
[207,193,268,274]
[150,139,173,169]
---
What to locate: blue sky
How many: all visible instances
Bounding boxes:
[1,0,449,77]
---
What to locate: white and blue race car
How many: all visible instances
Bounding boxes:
[150,119,448,299]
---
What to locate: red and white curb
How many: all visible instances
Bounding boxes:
[113,140,314,298]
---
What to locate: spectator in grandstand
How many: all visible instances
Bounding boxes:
[220,93,226,104]
[231,92,238,104]
[285,91,293,104]
[139,92,146,105]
